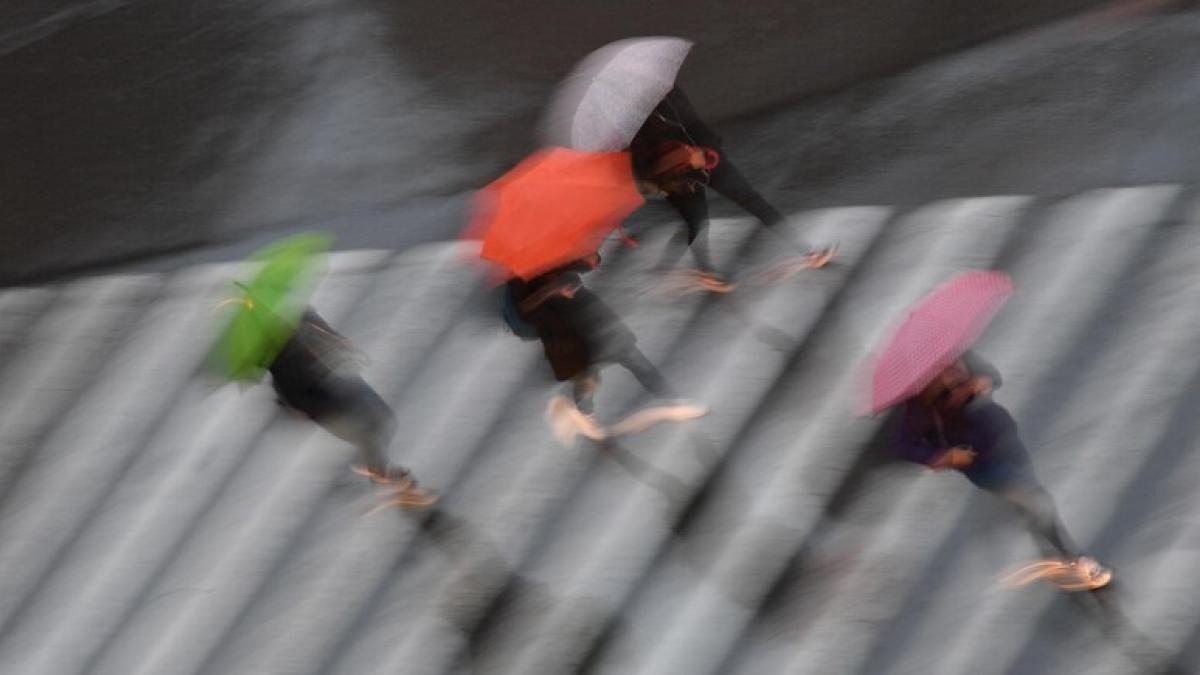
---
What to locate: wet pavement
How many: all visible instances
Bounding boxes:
[1,180,1198,674]
[4,5,1200,675]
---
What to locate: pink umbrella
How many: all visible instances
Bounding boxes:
[869,270,1013,414]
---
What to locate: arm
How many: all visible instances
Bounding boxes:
[893,410,942,466]
[894,408,975,470]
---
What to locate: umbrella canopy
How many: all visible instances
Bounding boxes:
[542,37,693,152]
[210,233,333,382]
[466,147,644,280]
[869,270,1013,414]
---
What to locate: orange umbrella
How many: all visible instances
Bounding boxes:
[466,147,645,280]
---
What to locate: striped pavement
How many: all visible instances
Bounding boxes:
[0,183,1196,675]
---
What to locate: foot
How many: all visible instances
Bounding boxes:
[658,269,737,297]
[651,399,710,421]
[752,244,838,285]
[545,395,608,445]
[608,400,709,436]
[381,479,440,509]
[364,480,440,515]
[802,243,838,270]
[355,466,439,515]
[999,556,1113,592]
[1056,556,1113,591]
[351,463,416,486]
[694,272,737,293]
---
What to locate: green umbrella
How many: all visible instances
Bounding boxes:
[210,233,334,382]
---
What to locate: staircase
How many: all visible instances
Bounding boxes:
[0,183,1197,675]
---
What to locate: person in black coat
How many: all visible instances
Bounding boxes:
[891,352,1110,590]
[629,87,835,291]
[268,307,436,507]
[504,254,706,442]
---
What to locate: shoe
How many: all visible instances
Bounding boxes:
[385,480,439,509]
[351,464,391,484]
[1056,556,1113,591]
[694,272,737,294]
[351,463,420,491]
[1000,556,1113,592]
[363,480,439,515]
[802,243,838,270]
[545,395,608,445]
[657,270,736,297]
[608,400,709,436]
[356,465,439,515]
[752,245,838,285]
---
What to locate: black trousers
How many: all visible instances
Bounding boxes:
[658,158,801,274]
[569,349,677,415]
[273,372,397,475]
[993,483,1081,560]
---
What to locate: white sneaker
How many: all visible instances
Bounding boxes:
[1000,556,1113,592]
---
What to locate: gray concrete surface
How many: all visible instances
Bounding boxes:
[4,6,1200,675]
[0,180,1197,674]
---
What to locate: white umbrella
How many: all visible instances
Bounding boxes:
[542,36,693,152]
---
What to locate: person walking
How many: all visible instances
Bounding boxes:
[268,307,437,508]
[892,352,1111,591]
[504,253,707,443]
[629,86,836,292]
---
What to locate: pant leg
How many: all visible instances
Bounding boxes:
[572,371,600,415]
[997,483,1081,560]
[661,189,718,274]
[705,159,785,227]
[706,159,810,253]
[615,348,677,400]
[312,377,398,476]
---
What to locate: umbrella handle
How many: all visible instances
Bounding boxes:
[214,296,251,311]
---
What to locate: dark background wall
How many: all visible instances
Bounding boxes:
[1,0,1108,285]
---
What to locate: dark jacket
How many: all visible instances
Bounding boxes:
[892,353,1036,491]
[505,260,635,381]
[630,87,723,180]
[269,308,361,404]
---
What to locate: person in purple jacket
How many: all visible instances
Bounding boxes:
[893,351,1111,591]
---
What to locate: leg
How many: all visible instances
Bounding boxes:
[348,384,398,477]
[999,483,1081,560]
[315,377,399,478]
[615,347,677,400]
[606,349,708,436]
[328,380,439,507]
[705,158,787,230]
[996,483,1112,591]
[545,368,606,446]
[572,371,600,415]
[661,189,718,274]
[707,158,835,272]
